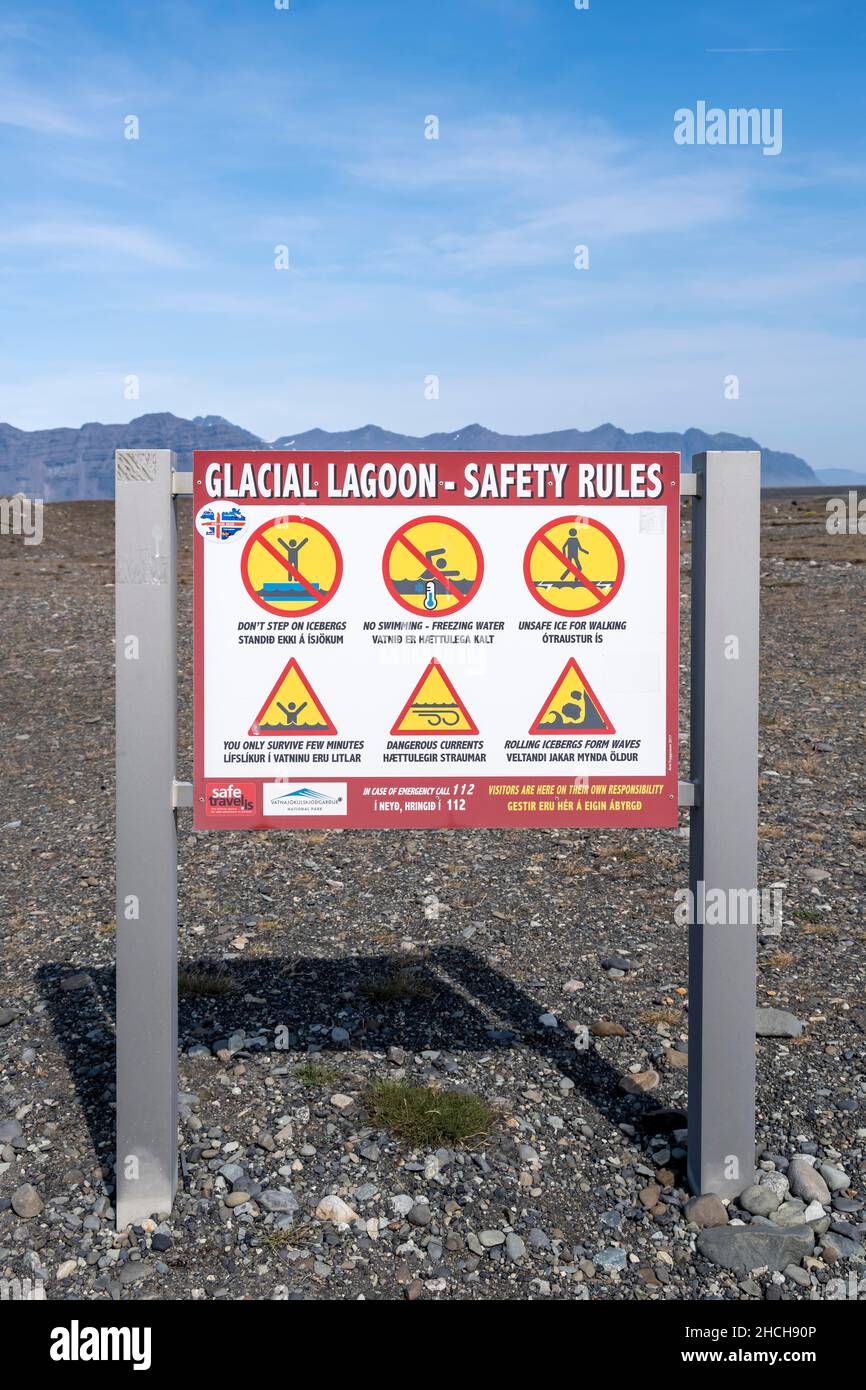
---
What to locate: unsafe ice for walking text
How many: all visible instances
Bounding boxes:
[193,452,679,828]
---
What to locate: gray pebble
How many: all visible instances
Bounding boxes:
[755,1008,804,1038]
[595,1247,627,1271]
[11,1184,43,1219]
[788,1155,831,1206]
[479,1229,505,1247]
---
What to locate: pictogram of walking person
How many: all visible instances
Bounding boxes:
[561,527,590,580]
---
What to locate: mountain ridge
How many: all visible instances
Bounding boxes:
[0,411,819,499]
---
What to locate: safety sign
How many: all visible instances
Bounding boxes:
[193,450,679,829]
[383,516,483,615]
[529,658,615,735]
[524,515,624,616]
[241,514,342,617]
[249,658,337,737]
[391,659,479,734]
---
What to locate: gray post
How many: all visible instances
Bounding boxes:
[115,449,178,1227]
[687,450,760,1198]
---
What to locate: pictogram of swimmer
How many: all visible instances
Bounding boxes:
[561,528,590,580]
[420,547,461,583]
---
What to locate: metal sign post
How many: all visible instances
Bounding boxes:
[687,450,760,1197]
[113,446,760,1227]
[115,449,179,1227]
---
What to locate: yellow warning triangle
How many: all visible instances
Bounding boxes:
[529,657,615,734]
[249,658,336,736]
[391,659,478,735]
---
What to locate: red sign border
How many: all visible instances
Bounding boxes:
[193,451,680,830]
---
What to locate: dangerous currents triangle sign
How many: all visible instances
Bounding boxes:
[530,658,615,735]
[249,658,337,736]
[391,659,478,735]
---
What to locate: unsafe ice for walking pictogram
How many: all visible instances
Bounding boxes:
[249,658,337,736]
[523,515,624,616]
[391,659,478,734]
[529,657,615,734]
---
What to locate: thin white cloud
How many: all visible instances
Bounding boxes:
[0,220,185,267]
[340,113,756,271]
[0,93,92,137]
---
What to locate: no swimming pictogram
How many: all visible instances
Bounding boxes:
[383,515,483,615]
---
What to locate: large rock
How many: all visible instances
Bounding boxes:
[773,1199,808,1226]
[819,1163,851,1193]
[760,1171,790,1201]
[685,1194,728,1228]
[755,1008,804,1038]
[619,1069,659,1095]
[11,1183,43,1219]
[788,1156,831,1206]
[315,1195,358,1226]
[739,1183,780,1217]
[258,1189,300,1216]
[820,1232,862,1263]
[697,1224,815,1274]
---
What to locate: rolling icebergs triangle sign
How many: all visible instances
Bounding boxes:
[530,657,615,734]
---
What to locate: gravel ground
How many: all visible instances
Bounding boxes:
[0,494,864,1302]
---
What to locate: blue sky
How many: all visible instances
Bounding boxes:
[1,0,864,469]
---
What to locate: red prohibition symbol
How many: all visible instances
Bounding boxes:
[382,514,484,617]
[240,514,343,618]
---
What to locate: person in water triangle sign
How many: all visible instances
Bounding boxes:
[248,657,337,736]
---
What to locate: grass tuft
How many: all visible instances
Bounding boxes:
[258,1222,316,1251]
[295,1061,343,1088]
[178,964,236,997]
[637,1008,681,1027]
[362,967,435,1003]
[766,950,795,968]
[366,1080,495,1148]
